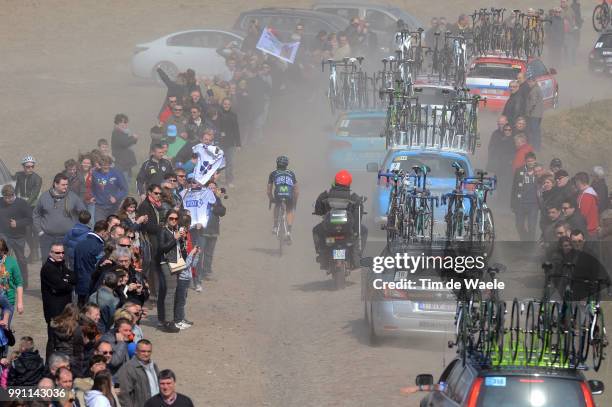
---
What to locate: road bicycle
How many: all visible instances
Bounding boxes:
[442,162,469,242]
[463,170,496,257]
[270,198,289,257]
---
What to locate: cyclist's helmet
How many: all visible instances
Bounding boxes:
[21,155,36,165]
[334,170,352,187]
[276,155,289,169]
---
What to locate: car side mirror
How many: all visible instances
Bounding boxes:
[360,257,373,268]
[589,380,605,395]
[549,68,557,75]
[366,163,379,172]
[416,374,434,386]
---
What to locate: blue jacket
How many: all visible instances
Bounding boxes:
[74,233,105,296]
[63,223,91,269]
[91,169,128,207]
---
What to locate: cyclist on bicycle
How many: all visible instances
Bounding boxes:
[267,156,298,242]
[312,170,367,269]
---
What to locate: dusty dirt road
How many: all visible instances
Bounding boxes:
[1,1,611,406]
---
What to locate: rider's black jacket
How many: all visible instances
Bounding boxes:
[314,185,362,216]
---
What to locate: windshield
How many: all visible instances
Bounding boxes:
[414,87,456,106]
[468,63,522,80]
[336,117,385,137]
[477,376,586,407]
[384,154,468,178]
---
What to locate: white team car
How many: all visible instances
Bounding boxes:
[130,29,244,81]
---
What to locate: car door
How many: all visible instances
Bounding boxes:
[530,59,555,104]
[165,32,204,70]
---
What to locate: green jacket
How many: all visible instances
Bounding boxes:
[0,256,23,305]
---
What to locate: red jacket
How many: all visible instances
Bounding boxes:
[512,143,535,173]
[578,187,599,235]
[159,107,172,124]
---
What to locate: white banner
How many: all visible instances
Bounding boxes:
[192,143,225,186]
[256,27,300,64]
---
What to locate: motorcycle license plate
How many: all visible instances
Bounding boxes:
[332,249,346,260]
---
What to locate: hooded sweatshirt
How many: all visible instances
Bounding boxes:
[578,186,599,235]
[92,168,128,207]
[85,390,112,407]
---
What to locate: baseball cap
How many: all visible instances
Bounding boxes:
[167,125,177,138]
[555,170,569,180]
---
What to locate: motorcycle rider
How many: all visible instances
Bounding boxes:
[312,170,367,269]
[267,156,298,243]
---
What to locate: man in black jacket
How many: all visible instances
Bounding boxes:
[219,98,241,187]
[144,369,195,407]
[136,144,173,197]
[561,198,588,233]
[40,242,76,356]
[137,184,163,296]
[111,113,139,187]
[0,184,32,284]
[8,336,45,386]
[502,81,525,125]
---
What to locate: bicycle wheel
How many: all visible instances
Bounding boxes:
[561,301,575,367]
[536,302,548,363]
[548,302,561,366]
[278,205,286,257]
[593,4,610,32]
[496,301,506,366]
[524,300,536,364]
[577,304,591,364]
[535,25,544,57]
[592,309,606,372]
[329,78,337,115]
[510,299,521,363]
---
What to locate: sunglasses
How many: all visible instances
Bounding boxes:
[119,244,131,248]
[127,235,135,239]
[168,217,179,221]
[168,179,177,182]
[24,165,35,169]
[177,175,186,178]
[151,191,161,196]
[53,251,65,255]
[101,351,114,355]
[173,108,183,112]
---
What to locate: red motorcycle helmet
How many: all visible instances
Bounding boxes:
[334,170,352,187]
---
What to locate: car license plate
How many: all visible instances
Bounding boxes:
[332,249,346,260]
[418,302,455,312]
[395,271,408,281]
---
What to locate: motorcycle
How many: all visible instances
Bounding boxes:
[315,197,367,290]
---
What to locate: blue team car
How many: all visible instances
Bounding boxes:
[328,110,387,171]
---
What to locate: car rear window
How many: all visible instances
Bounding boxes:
[477,376,586,407]
[468,63,522,80]
[384,154,468,178]
[336,117,385,137]
[414,87,456,106]
[596,34,612,48]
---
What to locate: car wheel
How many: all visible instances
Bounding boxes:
[152,61,179,83]
[553,89,559,109]
[368,304,379,346]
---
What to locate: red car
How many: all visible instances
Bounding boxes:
[466,54,559,112]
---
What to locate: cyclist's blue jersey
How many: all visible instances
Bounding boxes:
[268,169,297,199]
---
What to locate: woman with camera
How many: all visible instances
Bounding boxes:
[157,210,186,333]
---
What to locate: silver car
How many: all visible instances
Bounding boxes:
[131,29,243,81]
[362,247,456,345]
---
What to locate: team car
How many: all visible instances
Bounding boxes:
[589,29,612,75]
[466,55,559,112]
[366,148,474,228]
[415,356,604,406]
[328,110,386,171]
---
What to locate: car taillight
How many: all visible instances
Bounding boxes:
[330,140,352,149]
[580,382,596,407]
[466,377,483,407]
[383,288,408,299]
[133,46,149,55]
